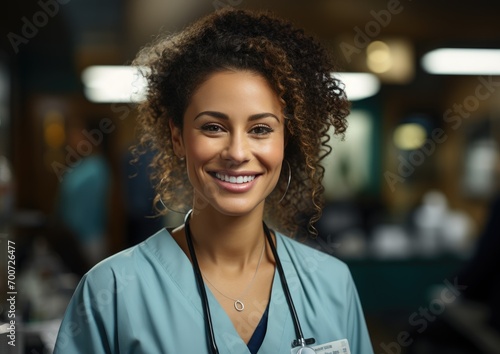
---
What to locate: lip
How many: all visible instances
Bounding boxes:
[208,170,262,193]
[209,170,262,177]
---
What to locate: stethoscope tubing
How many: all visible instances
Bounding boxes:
[262,222,311,348]
[184,212,219,353]
[184,210,314,354]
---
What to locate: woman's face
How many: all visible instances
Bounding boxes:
[171,70,285,217]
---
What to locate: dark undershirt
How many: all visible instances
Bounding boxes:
[247,303,270,354]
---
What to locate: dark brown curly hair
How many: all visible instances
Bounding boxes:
[132,8,349,236]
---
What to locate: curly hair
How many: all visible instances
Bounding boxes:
[132,8,349,237]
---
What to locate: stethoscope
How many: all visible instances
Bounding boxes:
[184,210,316,354]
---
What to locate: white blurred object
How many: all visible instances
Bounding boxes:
[334,72,380,101]
[414,190,473,257]
[441,211,473,255]
[82,65,148,103]
[462,139,498,198]
[414,190,448,256]
[0,155,14,225]
[335,229,368,259]
[371,225,412,259]
[422,48,500,75]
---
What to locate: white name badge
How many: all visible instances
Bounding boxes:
[291,339,350,354]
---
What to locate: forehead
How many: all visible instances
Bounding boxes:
[186,70,283,115]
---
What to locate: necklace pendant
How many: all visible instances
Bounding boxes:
[234,300,245,312]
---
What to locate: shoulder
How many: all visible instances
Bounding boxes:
[276,232,349,270]
[80,228,169,290]
[276,232,352,284]
[275,233,365,328]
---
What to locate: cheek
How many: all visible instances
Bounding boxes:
[188,146,209,165]
[184,134,215,166]
[259,139,285,166]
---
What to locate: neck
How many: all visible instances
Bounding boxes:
[187,206,266,269]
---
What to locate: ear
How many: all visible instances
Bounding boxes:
[169,119,185,158]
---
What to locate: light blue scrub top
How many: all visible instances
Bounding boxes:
[54,229,374,353]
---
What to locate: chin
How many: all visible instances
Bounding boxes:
[198,198,265,218]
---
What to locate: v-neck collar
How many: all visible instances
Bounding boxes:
[148,228,295,353]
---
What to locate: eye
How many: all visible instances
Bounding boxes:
[200,123,225,133]
[250,124,273,136]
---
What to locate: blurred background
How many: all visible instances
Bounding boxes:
[1,0,500,353]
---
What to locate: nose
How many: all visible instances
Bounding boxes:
[221,133,250,165]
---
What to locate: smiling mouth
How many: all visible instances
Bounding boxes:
[213,172,257,184]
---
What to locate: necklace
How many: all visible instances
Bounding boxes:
[201,240,265,312]
[184,218,266,312]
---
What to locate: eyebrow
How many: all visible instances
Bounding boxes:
[193,111,280,122]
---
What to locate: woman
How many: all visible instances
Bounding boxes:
[54,8,374,354]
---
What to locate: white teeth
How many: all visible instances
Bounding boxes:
[215,173,256,184]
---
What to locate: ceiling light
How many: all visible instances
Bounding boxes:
[393,123,427,150]
[83,67,380,103]
[334,72,380,101]
[367,41,393,74]
[422,48,500,75]
[82,66,148,103]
